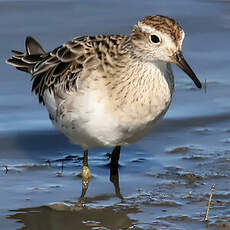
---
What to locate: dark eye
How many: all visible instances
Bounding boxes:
[150,35,160,43]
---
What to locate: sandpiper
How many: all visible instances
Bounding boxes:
[7,15,202,179]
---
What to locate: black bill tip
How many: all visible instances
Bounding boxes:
[172,51,202,89]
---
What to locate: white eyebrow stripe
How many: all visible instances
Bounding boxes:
[138,22,158,34]
[179,30,185,49]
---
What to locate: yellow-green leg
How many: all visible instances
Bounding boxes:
[81,150,91,179]
[79,150,91,200]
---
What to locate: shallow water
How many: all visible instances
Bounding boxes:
[1,0,230,229]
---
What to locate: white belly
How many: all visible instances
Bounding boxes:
[45,86,172,149]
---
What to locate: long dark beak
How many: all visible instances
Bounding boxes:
[171,51,202,88]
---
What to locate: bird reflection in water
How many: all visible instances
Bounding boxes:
[7,150,139,230]
[80,146,123,201]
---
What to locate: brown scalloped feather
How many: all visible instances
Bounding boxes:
[7,34,132,104]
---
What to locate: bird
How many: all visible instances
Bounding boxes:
[7,15,202,179]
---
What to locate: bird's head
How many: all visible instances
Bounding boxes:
[131,15,202,88]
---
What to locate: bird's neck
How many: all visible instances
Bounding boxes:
[122,56,174,90]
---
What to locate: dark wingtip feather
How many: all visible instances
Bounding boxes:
[16,67,30,73]
[22,54,44,64]
[11,50,24,55]
[6,58,29,67]
[6,56,31,73]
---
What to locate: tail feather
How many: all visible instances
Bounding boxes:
[25,36,45,55]
[6,36,46,73]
